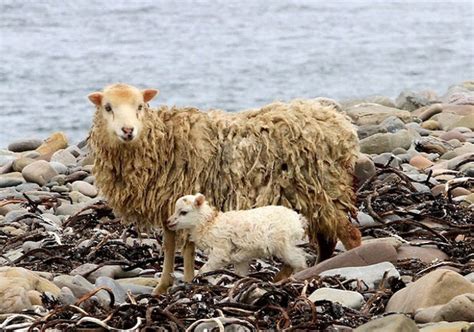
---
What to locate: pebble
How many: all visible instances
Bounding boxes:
[320,262,400,289]
[15,182,40,192]
[421,119,440,130]
[0,172,26,188]
[51,149,77,166]
[65,170,89,183]
[22,160,58,186]
[409,155,434,169]
[8,139,43,152]
[360,130,412,154]
[53,274,95,298]
[95,276,128,303]
[308,288,365,309]
[12,157,36,172]
[354,154,375,186]
[50,161,68,174]
[439,130,466,142]
[71,180,98,197]
[356,211,376,227]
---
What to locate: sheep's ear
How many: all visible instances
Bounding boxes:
[88,92,103,106]
[195,194,205,207]
[143,89,159,102]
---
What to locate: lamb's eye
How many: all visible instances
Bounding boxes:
[138,104,143,111]
[180,211,188,216]
[104,104,112,113]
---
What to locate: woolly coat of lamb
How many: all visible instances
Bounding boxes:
[168,194,308,276]
[87,83,361,293]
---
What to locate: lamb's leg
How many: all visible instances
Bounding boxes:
[234,261,250,276]
[199,250,227,275]
[153,228,176,295]
[280,246,307,272]
[182,238,195,282]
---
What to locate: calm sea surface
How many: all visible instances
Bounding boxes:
[0,1,473,145]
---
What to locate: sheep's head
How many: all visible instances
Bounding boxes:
[88,83,159,143]
[167,193,207,231]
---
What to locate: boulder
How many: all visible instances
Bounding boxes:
[22,160,58,186]
[345,103,413,126]
[360,130,412,154]
[386,269,474,313]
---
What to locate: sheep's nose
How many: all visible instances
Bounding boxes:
[122,127,134,135]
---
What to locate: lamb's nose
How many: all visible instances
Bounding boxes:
[122,127,134,135]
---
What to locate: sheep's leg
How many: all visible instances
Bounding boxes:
[152,228,176,295]
[182,239,195,282]
[316,233,337,263]
[234,261,250,276]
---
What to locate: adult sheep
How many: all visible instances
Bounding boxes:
[87,83,361,294]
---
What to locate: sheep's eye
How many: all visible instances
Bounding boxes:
[104,104,112,112]
[138,104,143,111]
[180,211,188,216]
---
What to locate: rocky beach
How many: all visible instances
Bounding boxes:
[0,82,473,331]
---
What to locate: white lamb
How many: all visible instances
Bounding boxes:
[167,193,308,276]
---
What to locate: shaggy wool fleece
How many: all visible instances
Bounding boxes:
[89,98,359,244]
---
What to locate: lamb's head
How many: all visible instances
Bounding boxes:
[88,83,159,143]
[167,193,208,231]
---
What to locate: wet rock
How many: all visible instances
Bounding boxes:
[354,314,418,332]
[36,132,68,157]
[294,242,398,281]
[386,269,474,313]
[360,130,412,154]
[320,262,399,289]
[8,139,43,152]
[354,154,375,186]
[22,160,58,186]
[71,180,98,198]
[308,288,365,309]
[0,172,25,188]
[346,103,413,126]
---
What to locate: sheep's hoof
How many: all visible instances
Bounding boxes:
[152,279,172,296]
[273,265,293,282]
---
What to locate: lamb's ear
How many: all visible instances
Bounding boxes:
[143,89,159,103]
[194,194,205,207]
[88,92,103,106]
